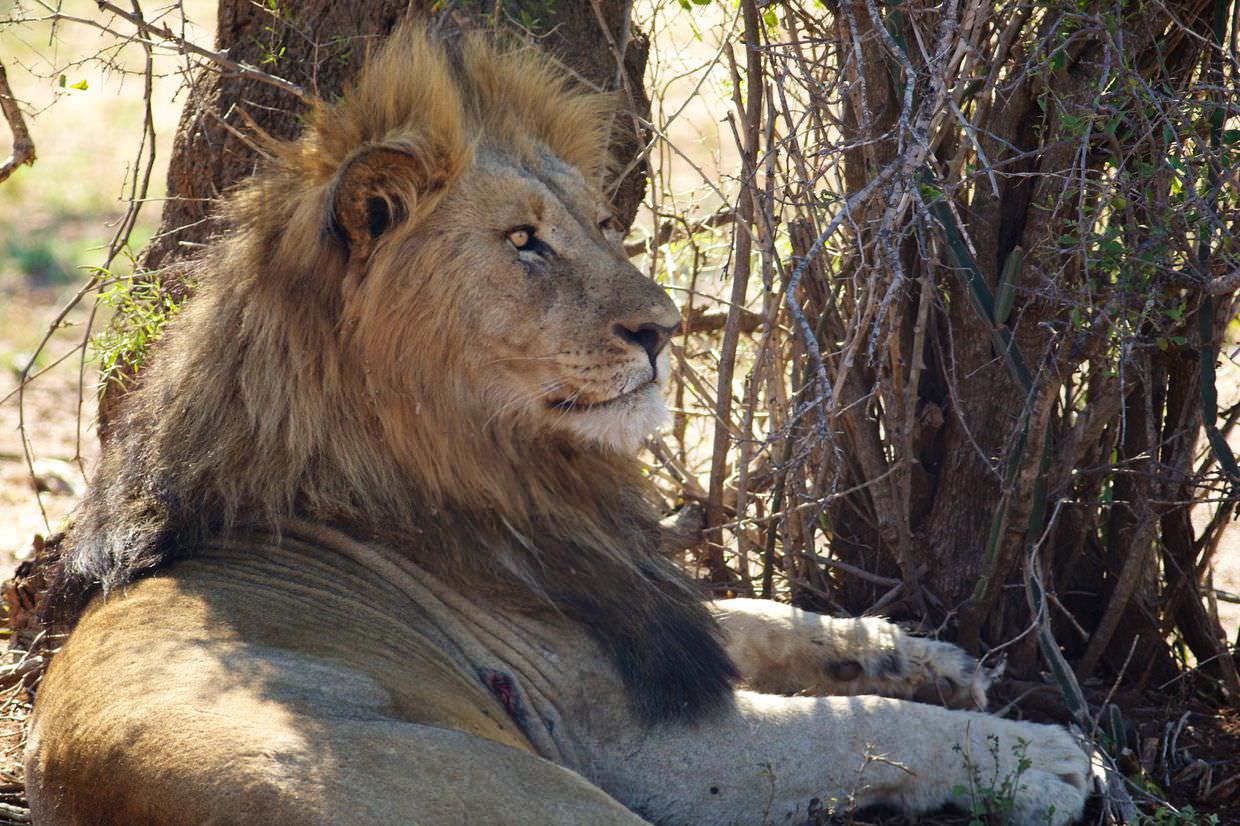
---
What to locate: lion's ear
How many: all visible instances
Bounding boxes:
[328,143,449,254]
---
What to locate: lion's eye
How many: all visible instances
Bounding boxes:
[507,227,535,250]
[506,226,555,263]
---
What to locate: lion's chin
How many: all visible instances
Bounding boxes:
[550,382,669,454]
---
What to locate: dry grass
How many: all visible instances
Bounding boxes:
[0,680,29,825]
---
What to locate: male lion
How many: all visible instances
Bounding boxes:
[27,26,1090,826]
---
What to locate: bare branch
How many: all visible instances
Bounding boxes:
[0,60,36,184]
[28,0,308,102]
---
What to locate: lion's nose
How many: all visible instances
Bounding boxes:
[613,320,679,371]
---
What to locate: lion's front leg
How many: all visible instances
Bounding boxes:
[595,691,1089,826]
[710,598,991,708]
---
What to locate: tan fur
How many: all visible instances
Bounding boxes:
[713,598,994,708]
[58,29,713,682]
[28,26,1091,826]
[111,27,623,528]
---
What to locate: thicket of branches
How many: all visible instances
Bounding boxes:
[645,0,1240,715]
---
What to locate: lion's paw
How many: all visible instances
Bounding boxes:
[955,721,1090,826]
[890,633,996,709]
[715,599,992,708]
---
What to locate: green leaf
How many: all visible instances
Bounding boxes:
[69,79,89,91]
[994,246,1023,326]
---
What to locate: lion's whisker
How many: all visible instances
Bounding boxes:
[481,380,569,430]
[482,352,577,368]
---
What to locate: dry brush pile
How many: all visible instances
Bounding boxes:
[640,0,1240,722]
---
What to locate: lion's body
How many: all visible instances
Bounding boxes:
[29,524,645,825]
[27,26,1090,826]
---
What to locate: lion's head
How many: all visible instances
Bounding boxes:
[317,37,681,459]
[328,134,681,460]
[61,25,734,721]
[172,25,685,513]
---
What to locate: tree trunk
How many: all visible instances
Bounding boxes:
[710,0,1239,701]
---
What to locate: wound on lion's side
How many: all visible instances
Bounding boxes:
[479,667,529,733]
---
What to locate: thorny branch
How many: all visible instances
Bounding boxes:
[27,0,307,102]
[2,0,309,530]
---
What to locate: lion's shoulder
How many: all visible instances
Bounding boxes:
[54,525,536,750]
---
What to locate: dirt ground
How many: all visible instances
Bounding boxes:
[0,290,98,564]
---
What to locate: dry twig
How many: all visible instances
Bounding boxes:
[0,60,35,184]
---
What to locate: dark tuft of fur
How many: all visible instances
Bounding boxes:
[575,590,738,723]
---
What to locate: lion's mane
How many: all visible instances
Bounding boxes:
[57,27,735,722]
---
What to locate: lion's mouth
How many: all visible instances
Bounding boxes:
[548,383,653,412]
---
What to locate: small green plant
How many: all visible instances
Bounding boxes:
[1138,806,1219,826]
[951,736,1050,826]
[91,270,186,391]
